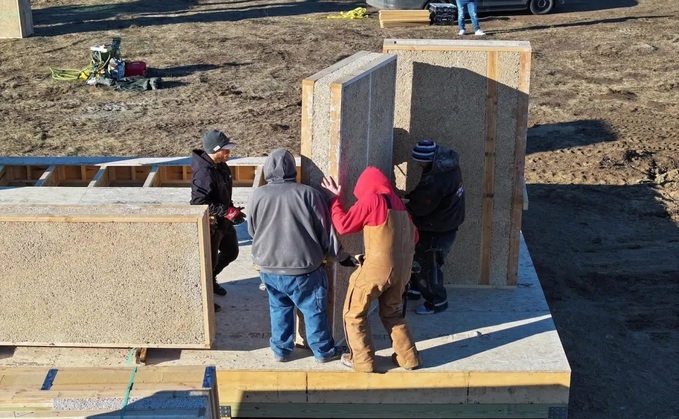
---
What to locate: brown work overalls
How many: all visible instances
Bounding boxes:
[342,204,421,372]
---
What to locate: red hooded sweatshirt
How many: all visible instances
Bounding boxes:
[329,167,419,243]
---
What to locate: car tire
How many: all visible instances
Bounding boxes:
[529,0,554,15]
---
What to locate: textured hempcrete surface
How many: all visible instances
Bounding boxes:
[0,204,211,347]
[303,51,381,189]
[386,40,530,286]
[0,0,33,38]
[303,54,397,340]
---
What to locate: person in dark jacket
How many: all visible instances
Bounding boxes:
[406,140,465,315]
[191,129,245,313]
[247,148,344,363]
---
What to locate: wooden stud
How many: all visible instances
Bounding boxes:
[0,214,201,223]
[506,51,532,286]
[383,39,532,53]
[300,79,315,185]
[479,51,499,286]
[143,165,161,188]
[198,211,215,348]
[34,166,58,187]
[88,166,109,187]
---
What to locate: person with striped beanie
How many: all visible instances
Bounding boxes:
[405,140,466,315]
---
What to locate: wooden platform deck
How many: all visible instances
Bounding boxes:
[0,160,570,418]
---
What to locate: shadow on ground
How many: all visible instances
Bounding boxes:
[33,0,364,37]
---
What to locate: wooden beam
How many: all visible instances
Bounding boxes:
[199,211,215,349]
[300,79,315,185]
[88,166,109,187]
[34,165,59,187]
[0,214,201,223]
[506,51,532,286]
[143,165,161,188]
[479,51,498,286]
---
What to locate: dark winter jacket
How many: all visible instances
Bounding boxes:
[247,149,344,275]
[190,149,234,230]
[406,145,465,233]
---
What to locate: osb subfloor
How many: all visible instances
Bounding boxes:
[0,221,569,378]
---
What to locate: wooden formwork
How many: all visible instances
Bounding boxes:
[0,156,290,189]
[384,39,532,287]
[0,204,215,349]
[300,52,398,341]
[0,366,220,418]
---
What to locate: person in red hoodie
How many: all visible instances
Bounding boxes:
[321,167,421,372]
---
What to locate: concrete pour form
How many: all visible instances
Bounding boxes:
[0,0,32,38]
[0,204,215,349]
[384,39,532,287]
[301,52,398,341]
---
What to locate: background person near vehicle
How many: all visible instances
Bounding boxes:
[456,0,486,36]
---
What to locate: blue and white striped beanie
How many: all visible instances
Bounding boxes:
[412,140,437,163]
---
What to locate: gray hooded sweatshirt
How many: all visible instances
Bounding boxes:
[247,148,344,275]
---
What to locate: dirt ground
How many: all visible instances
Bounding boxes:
[1,0,678,417]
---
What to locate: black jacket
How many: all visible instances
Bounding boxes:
[406,146,465,233]
[190,149,234,229]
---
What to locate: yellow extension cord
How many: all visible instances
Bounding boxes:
[326,7,368,19]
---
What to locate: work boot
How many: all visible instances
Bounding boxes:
[391,352,421,371]
[415,301,448,315]
[213,282,227,296]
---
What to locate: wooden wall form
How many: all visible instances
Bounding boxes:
[0,156,296,188]
[0,366,219,417]
[0,0,33,38]
[0,204,215,349]
[384,39,532,287]
[301,52,398,341]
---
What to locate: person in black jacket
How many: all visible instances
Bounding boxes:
[405,140,465,315]
[191,129,245,313]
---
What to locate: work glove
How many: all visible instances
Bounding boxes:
[339,255,363,267]
[225,206,246,225]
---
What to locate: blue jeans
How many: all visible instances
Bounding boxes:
[456,0,481,31]
[260,268,336,361]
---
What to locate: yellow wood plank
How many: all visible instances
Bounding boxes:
[199,211,216,348]
[479,50,498,286]
[506,50,532,286]
[217,371,307,403]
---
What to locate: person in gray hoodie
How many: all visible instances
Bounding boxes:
[247,148,347,363]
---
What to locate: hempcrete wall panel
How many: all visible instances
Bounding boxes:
[384,39,531,287]
[0,0,33,38]
[0,204,215,348]
[301,53,397,340]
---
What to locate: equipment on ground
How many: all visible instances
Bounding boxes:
[428,3,456,26]
[50,36,150,88]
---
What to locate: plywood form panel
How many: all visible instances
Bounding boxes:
[0,0,33,38]
[384,39,531,287]
[0,205,214,348]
